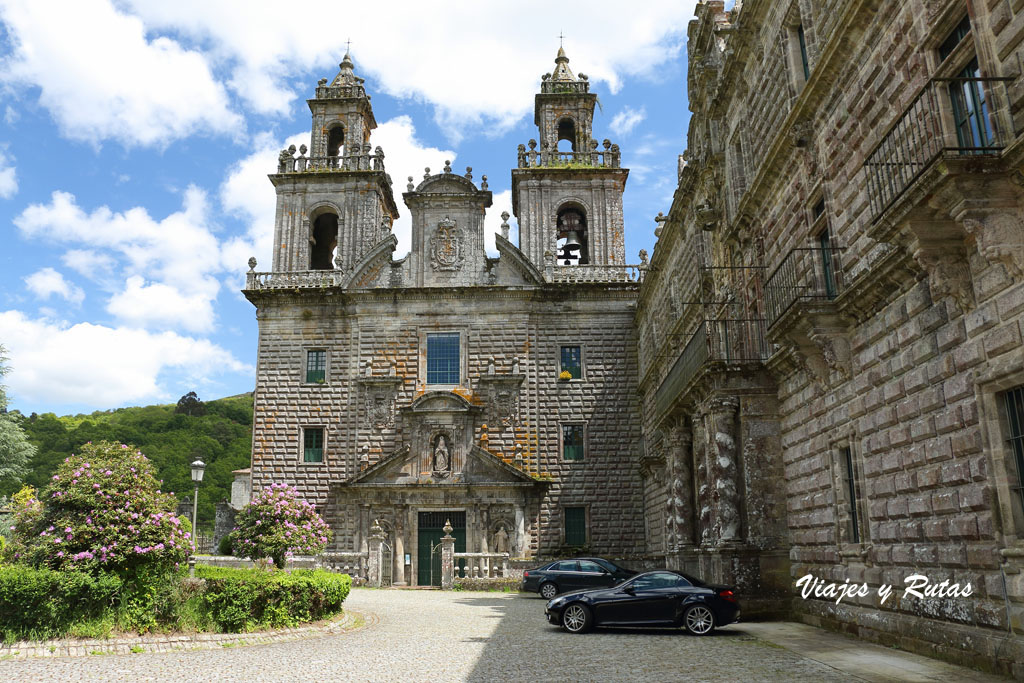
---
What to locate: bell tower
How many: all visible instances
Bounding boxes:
[511,47,627,270]
[269,52,399,274]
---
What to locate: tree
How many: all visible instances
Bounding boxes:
[174,391,207,417]
[6,441,190,576]
[231,483,331,568]
[0,345,35,487]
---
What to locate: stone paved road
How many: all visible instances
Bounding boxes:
[0,589,858,682]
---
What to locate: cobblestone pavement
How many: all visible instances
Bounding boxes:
[0,589,908,681]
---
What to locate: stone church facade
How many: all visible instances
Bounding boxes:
[244,49,646,588]
[244,1,1024,673]
[635,0,1023,674]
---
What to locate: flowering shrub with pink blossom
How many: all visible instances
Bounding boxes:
[230,483,331,568]
[6,441,191,576]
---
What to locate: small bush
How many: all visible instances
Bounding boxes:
[232,484,331,568]
[217,534,233,556]
[0,565,121,642]
[197,566,351,632]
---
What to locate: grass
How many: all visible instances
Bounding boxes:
[130,645,145,653]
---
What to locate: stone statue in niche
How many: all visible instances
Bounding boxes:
[493,525,510,554]
[429,216,464,271]
[432,435,451,477]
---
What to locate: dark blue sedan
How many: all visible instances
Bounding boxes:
[521,557,637,599]
[544,570,740,635]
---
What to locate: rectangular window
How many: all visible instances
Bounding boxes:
[939,15,971,62]
[1004,386,1024,519]
[305,350,326,383]
[841,446,861,543]
[426,333,460,384]
[564,507,586,546]
[303,428,324,463]
[562,424,585,461]
[818,228,837,300]
[560,345,582,379]
[797,25,810,81]
[949,58,994,150]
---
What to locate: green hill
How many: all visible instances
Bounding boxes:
[5,394,253,532]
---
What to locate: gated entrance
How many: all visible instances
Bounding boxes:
[380,539,393,587]
[417,511,465,586]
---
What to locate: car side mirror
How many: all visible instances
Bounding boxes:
[623,586,635,595]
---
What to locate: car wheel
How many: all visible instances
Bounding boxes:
[561,603,592,633]
[683,604,715,635]
[540,582,558,600]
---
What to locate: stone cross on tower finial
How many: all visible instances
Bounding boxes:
[559,31,565,48]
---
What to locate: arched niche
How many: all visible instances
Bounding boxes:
[327,123,346,157]
[310,209,340,270]
[556,117,577,152]
[555,202,590,265]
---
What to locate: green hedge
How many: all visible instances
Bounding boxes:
[0,565,121,641]
[196,566,351,632]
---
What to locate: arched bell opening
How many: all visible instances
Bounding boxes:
[556,117,577,153]
[310,212,339,270]
[556,205,589,265]
[326,124,346,158]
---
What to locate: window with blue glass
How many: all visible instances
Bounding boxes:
[427,333,460,384]
[562,424,585,461]
[560,345,582,379]
[303,427,324,463]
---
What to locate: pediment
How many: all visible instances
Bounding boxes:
[347,444,540,487]
[404,391,481,415]
[413,173,480,195]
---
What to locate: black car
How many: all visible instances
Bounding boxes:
[522,558,637,599]
[544,569,740,635]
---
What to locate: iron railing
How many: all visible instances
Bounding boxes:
[765,247,845,326]
[654,319,769,416]
[864,77,1012,222]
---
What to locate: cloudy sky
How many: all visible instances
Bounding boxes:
[0,0,698,415]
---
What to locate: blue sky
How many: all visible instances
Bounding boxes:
[0,0,697,416]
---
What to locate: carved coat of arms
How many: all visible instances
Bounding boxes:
[364,389,396,429]
[429,216,464,271]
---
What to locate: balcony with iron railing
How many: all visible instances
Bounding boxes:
[654,318,770,417]
[516,140,621,169]
[863,76,1014,224]
[765,246,845,328]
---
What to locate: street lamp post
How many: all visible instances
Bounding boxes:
[189,459,205,577]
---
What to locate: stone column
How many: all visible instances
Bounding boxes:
[665,421,695,556]
[393,507,406,586]
[440,519,455,590]
[709,397,741,544]
[358,504,370,555]
[367,519,385,588]
[694,411,712,546]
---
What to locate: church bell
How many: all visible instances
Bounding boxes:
[558,230,582,264]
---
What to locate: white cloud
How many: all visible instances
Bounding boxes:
[24,267,84,305]
[484,190,517,257]
[15,188,223,331]
[106,276,215,333]
[0,310,251,409]
[373,116,455,255]
[62,249,117,279]
[0,146,16,198]
[610,106,647,137]
[0,0,241,147]
[120,0,694,140]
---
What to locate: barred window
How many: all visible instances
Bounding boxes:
[303,428,324,463]
[1005,386,1024,518]
[835,445,867,545]
[426,333,460,384]
[562,424,585,461]
[560,345,582,379]
[305,350,326,383]
[564,507,587,546]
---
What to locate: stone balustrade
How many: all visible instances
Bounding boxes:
[277,144,386,174]
[246,270,346,290]
[316,551,369,580]
[549,264,645,284]
[517,145,621,169]
[452,552,511,580]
